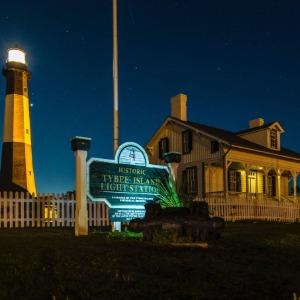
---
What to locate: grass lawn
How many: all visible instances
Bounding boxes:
[0,223,299,300]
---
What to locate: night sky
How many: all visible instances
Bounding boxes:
[0,0,299,193]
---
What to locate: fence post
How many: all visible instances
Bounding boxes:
[14,192,19,228]
[20,192,24,228]
[71,136,91,236]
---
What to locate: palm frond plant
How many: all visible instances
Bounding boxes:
[154,170,183,208]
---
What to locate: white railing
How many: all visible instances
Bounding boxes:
[205,192,300,203]
[204,198,300,223]
[0,192,109,228]
[280,194,300,204]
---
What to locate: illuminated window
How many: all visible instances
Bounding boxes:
[158,137,169,160]
[270,129,278,149]
[211,140,219,153]
[182,167,198,194]
[182,130,193,154]
[44,205,58,220]
[228,170,241,192]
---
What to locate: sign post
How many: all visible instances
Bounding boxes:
[71,136,91,236]
[87,142,169,225]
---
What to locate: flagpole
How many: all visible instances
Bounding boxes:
[112,0,121,232]
[113,0,119,154]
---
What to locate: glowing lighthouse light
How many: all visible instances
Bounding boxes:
[7,49,26,64]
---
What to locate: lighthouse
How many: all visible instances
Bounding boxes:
[0,48,36,195]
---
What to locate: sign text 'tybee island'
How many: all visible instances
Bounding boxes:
[87,142,169,222]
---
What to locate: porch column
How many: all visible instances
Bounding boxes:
[206,163,211,195]
[223,159,228,201]
[264,174,268,197]
[263,168,269,198]
[292,172,298,201]
[276,169,281,201]
[245,165,249,201]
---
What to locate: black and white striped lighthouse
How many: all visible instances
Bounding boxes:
[0,48,36,195]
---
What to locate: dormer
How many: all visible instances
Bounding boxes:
[237,118,285,151]
[268,123,285,150]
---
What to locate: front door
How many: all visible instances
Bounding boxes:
[248,171,257,194]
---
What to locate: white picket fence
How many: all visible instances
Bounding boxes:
[0,192,109,228]
[205,198,300,223]
[0,192,299,228]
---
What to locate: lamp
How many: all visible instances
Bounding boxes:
[7,48,26,64]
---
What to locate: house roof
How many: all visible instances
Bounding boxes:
[167,117,300,161]
[236,121,277,135]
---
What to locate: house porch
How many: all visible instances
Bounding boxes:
[204,160,300,203]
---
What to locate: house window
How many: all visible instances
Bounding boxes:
[182,166,198,195]
[270,129,278,149]
[182,130,193,154]
[228,170,241,192]
[158,137,169,160]
[211,140,219,153]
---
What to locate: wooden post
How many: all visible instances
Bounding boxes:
[245,165,249,201]
[71,136,91,236]
[277,169,281,202]
[263,167,269,199]
[293,172,298,202]
[265,172,268,198]
[223,159,228,201]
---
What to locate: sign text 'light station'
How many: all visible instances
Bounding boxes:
[87,142,169,222]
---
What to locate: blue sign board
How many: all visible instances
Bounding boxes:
[87,142,169,222]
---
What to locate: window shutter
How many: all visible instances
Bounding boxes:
[158,138,169,160]
[236,172,241,192]
[271,176,276,196]
[165,137,169,154]
[262,175,266,194]
[193,167,198,194]
[228,170,233,191]
[158,139,163,159]
[182,170,187,194]
[182,167,198,195]
[182,130,193,154]
[211,141,219,153]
